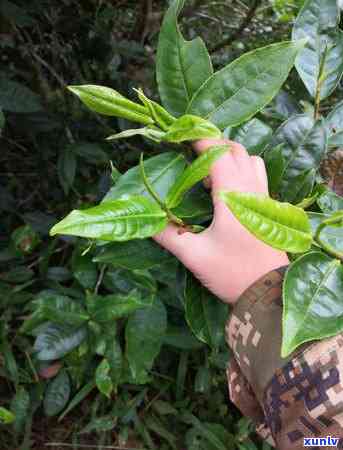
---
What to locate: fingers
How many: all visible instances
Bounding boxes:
[250,156,269,194]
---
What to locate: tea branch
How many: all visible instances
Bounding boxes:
[139,154,184,227]
[210,0,261,53]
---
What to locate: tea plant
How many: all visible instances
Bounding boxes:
[51,0,343,358]
[1,0,343,447]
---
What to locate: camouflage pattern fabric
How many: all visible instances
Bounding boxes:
[226,267,343,448]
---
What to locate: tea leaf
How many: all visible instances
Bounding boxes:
[126,298,167,382]
[166,145,229,208]
[282,252,343,357]
[50,196,168,242]
[220,192,313,253]
[317,189,343,214]
[87,291,152,323]
[68,85,154,125]
[164,115,222,143]
[157,0,213,116]
[185,273,228,349]
[292,0,343,100]
[269,115,328,201]
[93,239,172,270]
[231,118,272,155]
[103,152,186,203]
[188,40,305,129]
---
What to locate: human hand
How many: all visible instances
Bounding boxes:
[154,139,289,304]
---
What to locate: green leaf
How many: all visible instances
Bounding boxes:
[269,115,328,201]
[95,359,113,398]
[317,189,343,214]
[283,168,316,204]
[103,268,156,295]
[50,196,168,242]
[220,192,313,253]
[172,184,212,220]
[231,119,272,155]
[185,272,228,349]
[136,88,176,130]
[0,407,15,424]
[292,0,343,100]
[34,323,87,361]
[0,78,42,112]
[164,115,222,143]
[72,252,98,289]
[126,298,167,382]
[87,291,152,323]
[308,212,343,254]
[103,152,186,202]
[187,40,306,129]
[71,143,109,165]
[93,239,172,270]
[282,252,343,357]
[58,148,76,196]
[265,144,286,195]
[326,100,343,147]
[10,387,30,433]
[166,145,229,208]
[68,85,154,125]
[106,127,165,143]
[59,381,95,421]
[156,0,213,117]
[44,370,71,417]
[105,338,123,388]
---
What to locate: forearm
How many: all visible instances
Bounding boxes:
[226,267,343,448]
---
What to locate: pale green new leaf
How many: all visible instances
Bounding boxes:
[106,127,165,143]
[187,40,306,129]
[292,0,343,100]
[50,196,168,242]
[68,85,154,125]
[282,252,343,357]
[164,115,222,143]
[0,407,15,424]
[95,359,113,398]
[166,145,229,208]
[220,192,313,253]
[156,0,213,117]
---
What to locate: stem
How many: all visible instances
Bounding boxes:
[139,153,185,226]
[314,221,343,261]
[314,43,329,120]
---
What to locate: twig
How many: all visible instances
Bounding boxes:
[94,264,106,295]
[210,0,262,53]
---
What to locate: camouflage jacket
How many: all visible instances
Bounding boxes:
[226,266,343,449]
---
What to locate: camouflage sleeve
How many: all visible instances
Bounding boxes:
[226,266,343,449]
